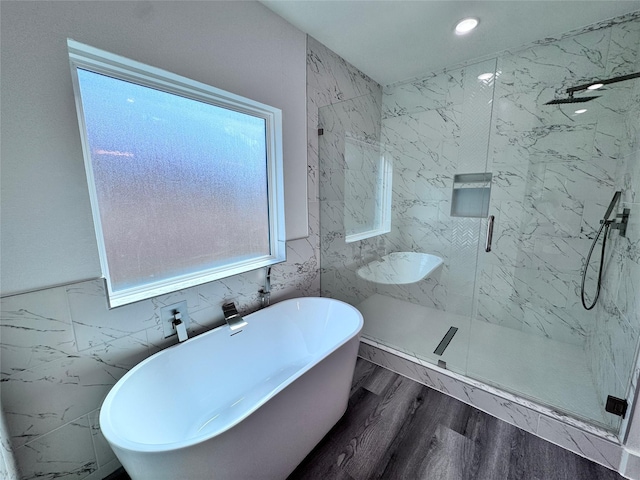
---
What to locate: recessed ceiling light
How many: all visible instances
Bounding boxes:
[587,83,604,90]
[574,108,587,114]
[477,72,494,81]
[455,18,479,35]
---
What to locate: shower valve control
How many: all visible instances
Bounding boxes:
[605,208,630,237]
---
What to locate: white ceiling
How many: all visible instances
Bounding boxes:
[261,1,640,85]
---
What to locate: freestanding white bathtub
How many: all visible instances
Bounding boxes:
[99,297,363,480]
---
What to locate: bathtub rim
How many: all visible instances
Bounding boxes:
[99,297,363,453]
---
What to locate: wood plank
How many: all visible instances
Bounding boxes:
[359,362,397,396]
[461,408,517,479]
[341,375,425,479]
[373,386,471,479]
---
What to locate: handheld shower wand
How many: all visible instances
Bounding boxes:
[580,191,629,310]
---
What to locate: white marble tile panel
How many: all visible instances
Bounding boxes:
[475,294,524,330]
[67,279,155,351]
[87,330,149,374]
[1,343,145,448]
[318,130,345,172]
[320,96,382,144]
[393,199,440,224]
[381,107,461,175]
[480,264,518,302]
[479,231,530,269]
[581,198,613,239]
[489,166,528,203]
[459,59,496,173]
[83,459,122,480]
[605,305,640,389]
[544,161,617,203]
[277,236,321,295]
[88,409,116,468]
[606,20,640,77]
[616,249,640,329]
[537,415,622,470]
[527,236,593,275]
[618,202,640,265]
[413,172,452,202]
[497,27,609,97]
[446,294,474,317]
[307,36,381,106]
[196,269,263,312]
[0,287,76,379]
[514,267,573,309]
[15,416,97,480]
[307,163,319,204]
[320,167,345,203]
[586,320,626,428]
[525,123,597,163]
[522,190,584,238]
[458,384,541,435]
[448,266,476,299]
[522,304,590,345]
[383,67,464,118]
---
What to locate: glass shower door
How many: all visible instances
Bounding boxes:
[466,46,640,432]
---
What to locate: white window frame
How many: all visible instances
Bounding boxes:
[67,39,286,308]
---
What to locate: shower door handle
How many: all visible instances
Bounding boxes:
[485,215,495,252]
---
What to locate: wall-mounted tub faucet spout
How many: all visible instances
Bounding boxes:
[222,302,248,332]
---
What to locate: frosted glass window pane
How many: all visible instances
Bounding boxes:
[76,69,270,292]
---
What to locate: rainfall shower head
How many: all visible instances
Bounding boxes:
[545,71,640,106]
[545,95,600,105]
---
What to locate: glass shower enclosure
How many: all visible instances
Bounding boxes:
[318,16,640,434]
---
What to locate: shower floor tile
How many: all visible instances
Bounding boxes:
[356,293,608,428]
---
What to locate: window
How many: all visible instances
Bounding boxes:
[68,40,285,307]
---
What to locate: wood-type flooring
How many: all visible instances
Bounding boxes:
[288,359,624,480]
[106,358,625,480]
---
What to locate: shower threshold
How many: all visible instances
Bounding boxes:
[355,294,613,431]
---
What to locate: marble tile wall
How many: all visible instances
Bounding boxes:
[476,17,640,359]
[0,254,318,479]
[310,36,384,306]
[587,65,640,428]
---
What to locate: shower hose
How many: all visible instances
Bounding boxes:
[580,219,612,310]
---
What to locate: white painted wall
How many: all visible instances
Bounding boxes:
[0,0,308,296]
